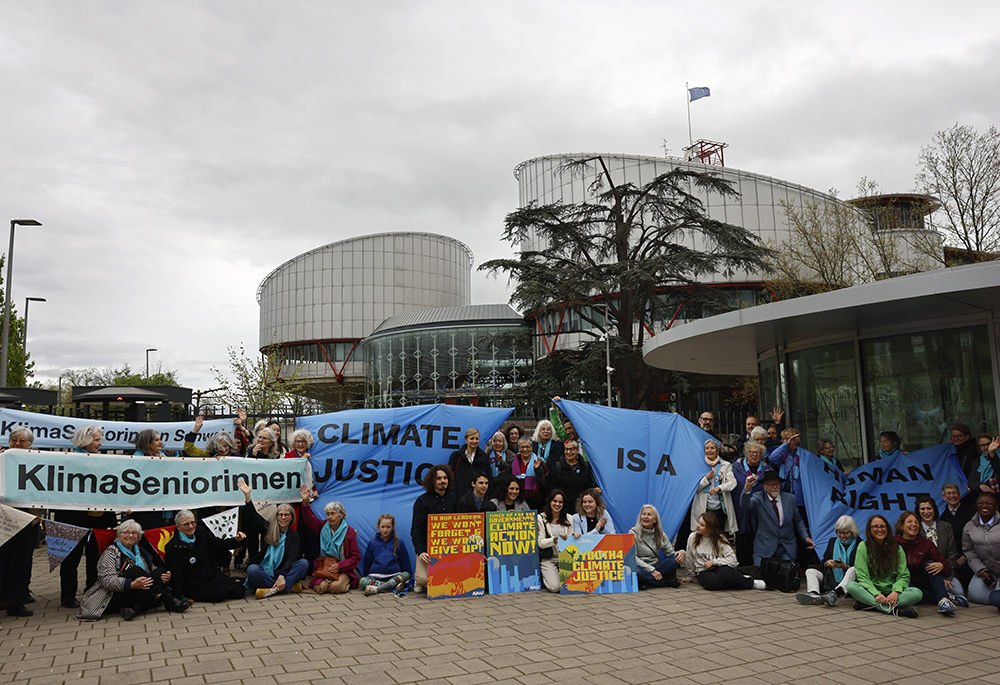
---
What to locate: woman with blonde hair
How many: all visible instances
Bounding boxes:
[238,480,308,599]
[630,504,684,589]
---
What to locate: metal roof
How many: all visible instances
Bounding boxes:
[367,304,525,337]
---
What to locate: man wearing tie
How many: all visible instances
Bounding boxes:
[740,470,813,566]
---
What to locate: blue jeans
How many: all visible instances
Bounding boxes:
[913,561,949,604]
[637,556,679,588]
[247,559,309,591]
[967,574,1000,606]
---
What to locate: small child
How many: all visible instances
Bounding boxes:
[360,514,412,595]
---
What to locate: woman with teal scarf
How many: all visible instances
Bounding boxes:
[238,480,308,600]
[796,515,860,606]
[299,486,361,594]
[76,519,189,621]
[876,431,903,460]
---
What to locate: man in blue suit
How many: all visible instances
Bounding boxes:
[740,470,814,565]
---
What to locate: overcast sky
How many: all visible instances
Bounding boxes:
[2,1,998,393]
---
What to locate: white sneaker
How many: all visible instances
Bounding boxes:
[364,584,377,596]
[937,597,955,616]
[412,585,425,594]
[752,580,766,590]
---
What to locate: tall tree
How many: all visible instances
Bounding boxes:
[916,123,1000,254]
[481,156,773,410]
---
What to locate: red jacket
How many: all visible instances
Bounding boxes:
[895,534,951,585]
[301,504,361,588]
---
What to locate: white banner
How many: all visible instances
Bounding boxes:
[0,408,236,451]
[0,451,306,510]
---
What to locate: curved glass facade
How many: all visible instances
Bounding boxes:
[363,324,532,408]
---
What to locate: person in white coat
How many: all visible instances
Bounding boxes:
[690,440,738,536]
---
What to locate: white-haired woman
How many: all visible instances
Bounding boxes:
[299,485,360,594]
[285,429,314,459]
[247,427,281,459]
[487,431,513,478]
[532,419,564,468]
[630,504,685,589]
[183,415,238,459]
[76,519,189,621]
[164,510,247,603]
[237,480,308,599]
[56,426,119,609]
[690,440,737,536]
[796,515,860,606]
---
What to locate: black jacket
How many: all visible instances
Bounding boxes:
[241,502,302,576]
[410,490,457,556]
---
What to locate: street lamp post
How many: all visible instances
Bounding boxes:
[146,348,157,381]
[23,296,46,355]
[1,219,42,387]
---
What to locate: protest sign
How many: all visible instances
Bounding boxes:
[0,451,306,510]
[485,510,540,594]
[427,512,485,599]
[0,503,38,548]
[555,399,716,542]
[43,520,90,571]
[559,533,638,594]
[0,408,235,451]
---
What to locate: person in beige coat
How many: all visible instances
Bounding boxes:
[690,440,738,535]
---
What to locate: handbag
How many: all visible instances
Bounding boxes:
[313,556,340,581]
[760,556,800,592]
[539,521,554,559]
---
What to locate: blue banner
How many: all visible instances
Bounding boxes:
[298,405,511,572]
[555,400,716,542]
[0,452,306,510]
[800,444,967,553]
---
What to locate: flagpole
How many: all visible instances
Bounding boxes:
[686,82,693,148]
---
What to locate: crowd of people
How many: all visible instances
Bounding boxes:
[1,401,999,624]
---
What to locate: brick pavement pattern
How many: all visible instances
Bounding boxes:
[1,547,998,684]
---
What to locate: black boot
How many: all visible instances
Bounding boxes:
[162,593,190,613]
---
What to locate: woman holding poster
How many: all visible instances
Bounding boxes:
[571,489,615,537]
[538,490,572,592]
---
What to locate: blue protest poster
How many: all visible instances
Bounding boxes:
[427,513,486,599]
[559,533,638,595]
[485,510,541,594]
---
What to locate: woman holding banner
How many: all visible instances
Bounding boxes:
[571,489,615,537]
[631,505,684,589]
[238,480,308,599]
[130,430,174,555]
[76,519,189,621]
[538,490,572,592]
[690,440,737,536]
[299,487,360,594]
[731,441,771,566]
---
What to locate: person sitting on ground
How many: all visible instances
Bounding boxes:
[876,431,903,460]
[455,471,498,514]
[731,441,772,566]
[894,510,956,615]
[740,470,813,566]
[962,491,1000,608]
[796,515,860,607]
[486,431,513,478]
[630,504,684,589]
[164,510,247,603]
[914,494,967,603]
[449,428,490,500]
[410,464,457,594]
[502,437,549,511]
[531,419,564,468]
[815,438,845,472]
[846,514,922,618]
[684,512,765,591]
[537,490,572,592]
[547,438,598,511]
[360,514,412,596]
[238,479,308,599]
[571,488,615,538]
[690,439,737,537]
[183,415,239,458]
[491,477,530,512]
[298,487,360,594]
[76,519,188,621]
[968,435,1000,495]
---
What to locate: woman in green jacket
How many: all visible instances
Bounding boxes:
[846,514,923,617]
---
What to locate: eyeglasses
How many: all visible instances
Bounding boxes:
[870,525,887,530]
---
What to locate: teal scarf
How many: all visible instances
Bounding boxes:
[179,531,196,545]
[261,532,286,577]
[831,537,857,583]
[320,520,348,559]
[116,541,147,571]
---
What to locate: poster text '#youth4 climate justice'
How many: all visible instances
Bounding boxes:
[427,513,485,599]
[559,533,638,595]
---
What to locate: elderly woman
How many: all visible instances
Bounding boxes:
[183,415,238,458]
[548,439,598,513]
[56,426,120,609]
[731,441,771,566]
[963,491,1000,607]
[631,504,684,589]
[968,435,1000,495]
[360,514,412,595]
[846,514,921,617]
[238,480,308,599]
[1,427,38,617]
[502,437,548,511]
[914,494,967,603]
[285,429,314,459]
[164,510,247,603]
[247,427,281,459]
[876,431,902,460]
[690,440,737,537]
[298,486,360,594]
[532,419,564,468]
[486,431,513,478]
[76,519,188,621]
[816,438,845,472]
[796,515,860,606]
[572,488,615,537]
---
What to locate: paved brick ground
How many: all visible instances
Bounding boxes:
[2,546,998,685]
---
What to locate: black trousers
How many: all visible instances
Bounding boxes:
[56,511,118,600]
[698,564,753,591]
[0,522,37,608]
[183,571,246,603]
[102,564,169,617]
